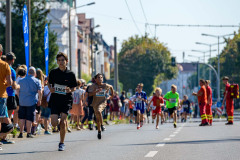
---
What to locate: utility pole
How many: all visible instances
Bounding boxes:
[68,1,72,70]
[27,0,31,66]
[91,28,94,77]
[114,37,118,91]
[5,0,12,53]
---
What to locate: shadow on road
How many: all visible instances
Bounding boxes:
[0,150,55,155]
[115,138,240,146]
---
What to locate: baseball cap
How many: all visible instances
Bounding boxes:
[6,52,16,60]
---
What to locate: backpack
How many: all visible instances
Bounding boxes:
[41,91,50,107]
[230,83,239,99]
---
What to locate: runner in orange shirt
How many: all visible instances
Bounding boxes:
[192,79,209,126]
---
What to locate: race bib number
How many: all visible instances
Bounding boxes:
[169,98,176,103]
[54,84,66,95]
[182,104,188,108]
[152,106,156,110]
[136,98,142,104]
[96,89,106,97]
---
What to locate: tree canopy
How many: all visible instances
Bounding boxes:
[119,36,178,95]
[0,0,58,72]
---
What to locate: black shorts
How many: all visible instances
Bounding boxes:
[134,110,137,117]
[146,109,150,117]
[18,105,36,122]
[168,107,177,115]
[0,123,13,133]
[49,94,72,115]
[15,95,19,106]
[7,96,17,110]
[130,108,133,114]
[36,106,41,114]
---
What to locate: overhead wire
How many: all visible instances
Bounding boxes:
[139,0,153,36]
[124,0,142,35]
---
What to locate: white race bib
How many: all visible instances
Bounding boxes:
[182,104,188,108]
[96,89,106,97]
[152,106,156,110]
[54,84,66,95]
[169,98,176,103]
[136,98,142,104]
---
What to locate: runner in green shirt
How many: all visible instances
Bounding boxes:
[164,84,179,128]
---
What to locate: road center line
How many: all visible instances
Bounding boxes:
[145,151,158,158]
[156,143,165,147]
[169,134,175,137]
[164,138,171,141]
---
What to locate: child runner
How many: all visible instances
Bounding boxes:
[148,88,164,129]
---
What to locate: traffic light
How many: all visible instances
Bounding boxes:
[171,57,176,66]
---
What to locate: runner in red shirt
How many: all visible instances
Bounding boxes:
[148,88,164,129]
[205,80,213,126]
[192,79,209,126]
[222,76,234,125]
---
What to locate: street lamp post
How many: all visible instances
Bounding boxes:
[202,33,234,101]
[90,24,100,77]
[68,2,95,71]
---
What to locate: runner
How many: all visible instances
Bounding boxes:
[205,80,213,126]
[48,52,77,151]
[164,85,179,128]
[148,88,164,129]
[88,73,114,139]
[181,95,191,123]
[222,76,234,125]
[134,83,147,129]
[192,79,209,126]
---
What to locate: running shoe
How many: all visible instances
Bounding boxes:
[152,120,154,124]
[101,125,106,131]
[225,122,233,125]
[161,121,163,125]
[174,123,177,128]
[105,121,109,125]
[156,126,159,129]
[27,133,34,138]
[1,139,15,144]
[67,127,72,133]
[18,133,23,138]
[97,131,101,140]
[140,122,143,127]
[58,143,65,151]
[44,131,52,135]
[137,124,140,130]
[147,119,150,123]
[77,126,81,130]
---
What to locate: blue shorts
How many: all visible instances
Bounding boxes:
[136,106,145,114]
[0,98,9,118]
[120,104,125,113]
[41,107,51,119]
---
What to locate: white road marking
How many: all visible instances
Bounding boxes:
[156,143,165,147]
[145,151,158,157]
[164,138,171,141]
[173,132,178,134]
[169,134,175,137]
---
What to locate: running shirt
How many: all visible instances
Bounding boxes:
[135,91,147,110]
[198,86,207,104]
[164,91,179,108]
[182,100,190,109]
[206,85,212,105]
[152,96,164,107]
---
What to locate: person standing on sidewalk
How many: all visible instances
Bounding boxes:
[48,52,77,151]
[0,44,13,150]
[205,80,213,126]
[18,67,42,138]
[222,76,234,125]
[192,79,209,126]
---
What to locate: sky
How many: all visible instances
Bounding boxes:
[76,0,240,63]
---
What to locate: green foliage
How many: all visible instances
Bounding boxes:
[119,35,178,95]
[81,73,91,83]
[0,0,58,73]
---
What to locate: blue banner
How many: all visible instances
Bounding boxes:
[44,23,49,76]
[23,5,29,72]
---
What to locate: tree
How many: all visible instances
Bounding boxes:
[0,0,58,72]
[119,36,178,95]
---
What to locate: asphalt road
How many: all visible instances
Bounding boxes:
[1,120,240,160]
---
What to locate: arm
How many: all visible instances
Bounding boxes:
[12,81,20,90]
[47,76,55,93]
[222,91,227,105]
[83,92,88,106]
[148,99,153,110]
[66,87,76,93]
[109,86,114,99]
[37,89,42,106]
[5,75,12,88]
[207,94,211,104]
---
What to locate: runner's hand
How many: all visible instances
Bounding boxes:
[66,87,71,93]
[37,100,41,106]
[49,87,55,93]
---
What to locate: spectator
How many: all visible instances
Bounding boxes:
[5,52,20,129]
[18,67,42,138]
[0,44,14,150]
[1,55,6,61]
[120,91,126,119]
[112,91,120,120]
